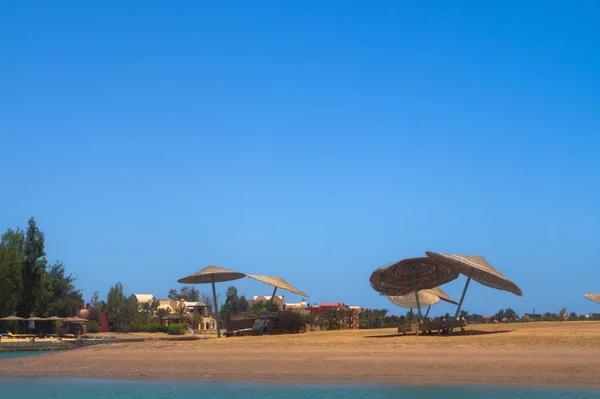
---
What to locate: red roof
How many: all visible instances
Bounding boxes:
[320,302,345,307]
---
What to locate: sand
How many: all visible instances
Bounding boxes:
[1,321,600,388]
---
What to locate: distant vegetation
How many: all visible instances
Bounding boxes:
[0,217,83,321]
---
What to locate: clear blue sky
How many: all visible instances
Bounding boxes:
[1,1,599,317]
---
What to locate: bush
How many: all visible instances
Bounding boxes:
[168,323,187,335]
[146,322,168,333]
[87,320,100,333]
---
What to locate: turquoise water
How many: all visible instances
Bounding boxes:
[0,350,54,360]
[0,378,598,399]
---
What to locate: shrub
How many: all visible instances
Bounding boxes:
[168,323,187,335]
[87,320,100,333]
[146,322,168,333]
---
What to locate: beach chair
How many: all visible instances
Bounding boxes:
[398,319,467,335]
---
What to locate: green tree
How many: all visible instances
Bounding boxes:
[219,286,248,321]
[19,217,47,317]
[568,311,578,321]
[324,309,341,330]
[0,228,24,316]
[168,286,200,302]
[90,291,101,309]
[45,261,83,317]
[106,283,136,332]
[504,308,518,322]
[494,309,506,322]
[174,301,188,321]
[250,300,280,313]
[157,307,171,320]
[559,307,567,321]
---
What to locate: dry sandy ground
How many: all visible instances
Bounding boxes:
[1,322,600,388]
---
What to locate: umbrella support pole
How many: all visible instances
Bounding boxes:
[424,305,431,319]
[259,286,278,336]
[211,279,221,338]
[411,266,422,323]
[448,268,473,335]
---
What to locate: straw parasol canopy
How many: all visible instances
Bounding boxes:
[427,287,459,305]
[177,265,246,284]
[425,252,522,296]
[388,290,441,308]
[370,257,460,297]
[245,274,308,336]
[585,294,600,305]
[246,274,309,297]
[177,265,247,338]
[45,316,66,321]
[388,286,458,309]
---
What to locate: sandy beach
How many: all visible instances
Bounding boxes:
[1,321,600,388]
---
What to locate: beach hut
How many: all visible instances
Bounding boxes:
[585,294,600,305]
[177,266,246,338]
[245,274,308,336]
[370,257,459,320]
[425,252,522,335]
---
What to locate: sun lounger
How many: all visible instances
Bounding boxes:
[397,319,467,335]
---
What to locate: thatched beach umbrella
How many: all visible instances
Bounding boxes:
[0,316,25,321]
[27,313,45,332]
[45,316,66,334]
[370,257,460,320]
[63,316,88,323]
[425,252,523,335]
[177,265,246,338]
[585,294,600,305]
[388,286,458,318]
[45,316,66,321]
[245,274,309,336]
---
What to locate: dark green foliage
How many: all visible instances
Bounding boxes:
[494,308,519,322]
[469,314,484,323]
[543,312,555,321]
[106,283,137,332]
[168,323,187,335]
[568,312,579,321]
[20,218,47,317]
[250,300,280,313]
[324,309,341,330]
[0,228,24,317]
[45,262,83,317]
[168,286,200,302]
[358,309,389,329]
[87,320,100,333]
[0,218,82,320]
[146,322,168,333]
[559,308,567,321]
[219,286,248,321]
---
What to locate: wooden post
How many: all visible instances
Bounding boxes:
[211,278,221,338]
[259,286,278,336]
[411,266,422,321]
[424,305,431,319]
[449,268,473,335]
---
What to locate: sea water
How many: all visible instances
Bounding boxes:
[0,350,55,360]
[0,378,598,399]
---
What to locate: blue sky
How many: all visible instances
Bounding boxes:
[1,1,599,317]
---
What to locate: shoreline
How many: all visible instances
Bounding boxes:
[1,322,600,390]
[1,373,599,391]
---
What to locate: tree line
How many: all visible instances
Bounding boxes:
[0,217,82,319]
